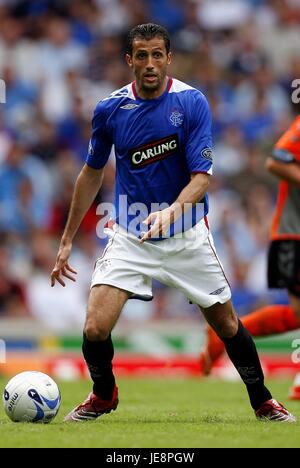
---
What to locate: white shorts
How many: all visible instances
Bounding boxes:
[91,219,231,309]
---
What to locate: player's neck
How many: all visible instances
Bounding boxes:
[135,76,169,100]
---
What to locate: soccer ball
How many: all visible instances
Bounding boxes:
[3,371,61,423]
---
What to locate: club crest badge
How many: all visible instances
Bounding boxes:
[169,110,184,127]
[201,148,213,161]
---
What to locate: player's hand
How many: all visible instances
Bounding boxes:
[51,243,77,287]
[140,207,175,243]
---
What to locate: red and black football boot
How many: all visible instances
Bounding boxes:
[64,385,118,422]
[255,398,296,422]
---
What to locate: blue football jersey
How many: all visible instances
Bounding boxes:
[86,78,213,239]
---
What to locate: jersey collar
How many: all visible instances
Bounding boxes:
[132,77,173,101]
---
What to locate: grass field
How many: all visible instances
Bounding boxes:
[0,377,299,448]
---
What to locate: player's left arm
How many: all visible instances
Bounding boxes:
[266,157,300,186]
[140,173,210,242]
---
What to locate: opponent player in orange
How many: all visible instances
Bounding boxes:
[200,114,300,380]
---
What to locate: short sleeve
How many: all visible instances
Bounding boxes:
[272,147,296,163]
[85,101,113,169]
[272,116,300,164]
[185,92,213,174]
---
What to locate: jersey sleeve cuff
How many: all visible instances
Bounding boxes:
[272,148,295,163]
[85,158,106,170]
[190,166,213,175]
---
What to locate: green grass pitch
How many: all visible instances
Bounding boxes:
[0,377,299,448]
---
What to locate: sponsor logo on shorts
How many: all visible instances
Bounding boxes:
[130,134,179,169]
[98,259,112,272]
[209,287,225,295]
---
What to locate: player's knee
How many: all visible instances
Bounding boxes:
[214,315,238,339]
[204,301,238,338]
[84,321,110,342]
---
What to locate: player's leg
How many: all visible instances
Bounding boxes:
[200,238,300,374]
[200,287,300,376]
[83,284,130,398]
[201,300,272,410]
[201,300,296,421]
[164,223,296,420]
[199,325,225,375]
[200,300,300,375]
[288,292,300,322]
[64,226,156,421]
[64,285,130,422]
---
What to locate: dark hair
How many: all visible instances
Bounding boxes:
[126,23,170,55]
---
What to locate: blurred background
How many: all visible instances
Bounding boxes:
[0,0,300,380]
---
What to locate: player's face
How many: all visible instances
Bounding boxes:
[126,37,171,99]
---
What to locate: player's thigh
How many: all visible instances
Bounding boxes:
[288,292,300,321]
[84,284,130,340]
[165,227,231,308]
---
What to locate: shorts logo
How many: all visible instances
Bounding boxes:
[201,148,213,162]
[209,287,225,295]
[170,109,184,127]
[98,259,112,272]
[130,134,179,169]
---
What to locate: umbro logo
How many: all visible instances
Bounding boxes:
[120,103,139,110]
[209,287,225,295]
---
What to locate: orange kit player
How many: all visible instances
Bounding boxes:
[200,114,300,381]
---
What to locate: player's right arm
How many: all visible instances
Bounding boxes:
[51,164,104,287]
[266,116,300,186]
[265,157,300,187]
[51,100,112,287]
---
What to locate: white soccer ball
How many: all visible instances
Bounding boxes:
[3,371,61,423]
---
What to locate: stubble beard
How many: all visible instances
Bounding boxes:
[139,74,165,97]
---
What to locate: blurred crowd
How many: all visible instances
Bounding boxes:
[0,0,299,330]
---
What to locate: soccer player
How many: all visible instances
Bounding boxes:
[51,24,296,422]
[199,113,300,380]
